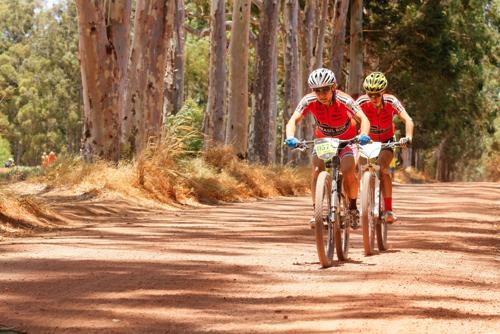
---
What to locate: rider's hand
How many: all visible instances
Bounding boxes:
[285,137,299,148]
[357,134,371,145]
[399,137,412,148]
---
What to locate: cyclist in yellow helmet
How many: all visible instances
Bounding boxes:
[356,72,414,223]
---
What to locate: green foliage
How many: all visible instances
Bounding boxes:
[185,0,211,31]
[0,135,11,163]
[0,0,82,165]
[0,165,42,181]
[364,0,498,180]
[184,35,209,105]
[165,98,204,154]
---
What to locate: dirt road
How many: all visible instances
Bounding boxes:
[0,182,499,333]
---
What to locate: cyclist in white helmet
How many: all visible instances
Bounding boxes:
[285,68,371,228]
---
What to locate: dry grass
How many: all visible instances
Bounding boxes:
[0,190,64,236]
[394,166,433,184]
[34,143,310,207]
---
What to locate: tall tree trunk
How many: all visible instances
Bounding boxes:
[283,0,300,164]
[76,0,131,162]
[435,137,447,181]
[329,0,349,87]
[250,0,280,163]
[347,0,363,98]
[300,0,316,100]
[164,0,185,118]
[313,0,328,68]
[226,0,251,159]
[124,0,175,155]
[203,0,226,146]
[299,0,316,163]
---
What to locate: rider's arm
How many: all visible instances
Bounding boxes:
[353,110,370,136]
[285,110,304,138]
[397,110,414,141]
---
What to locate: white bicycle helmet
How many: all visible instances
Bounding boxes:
[308,68,336,88]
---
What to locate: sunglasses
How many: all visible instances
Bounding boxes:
[313,86,333,94]
[368,93,382,98]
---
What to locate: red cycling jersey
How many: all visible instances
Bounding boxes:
[295,90,362,140]
[356,93,406,142]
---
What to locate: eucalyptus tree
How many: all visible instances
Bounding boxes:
[250,0,280,163]
[164,0,186,118]
[203,0,226,146]
[348,0,363,98]
[226,0,251,158]
[329,0,349,87]
[299,0,317,145]
[283,0,301,163]
[75,0,131,162]
[124,0,175,155]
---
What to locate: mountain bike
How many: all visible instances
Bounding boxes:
[358,141,402,255]
[294,137,359,268]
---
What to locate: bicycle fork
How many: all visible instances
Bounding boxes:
[373,169,382,224]
[330,167,342,226]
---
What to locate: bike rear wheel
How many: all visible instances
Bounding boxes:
[376,187,389,251]
[361,171,376,256]
[314,171,334,268]
[334,177,350,261]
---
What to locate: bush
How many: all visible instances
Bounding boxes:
[0,136,12,164]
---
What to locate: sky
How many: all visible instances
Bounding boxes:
[43,0,60,8]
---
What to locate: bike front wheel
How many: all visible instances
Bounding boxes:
[314,171,334,268]
[376,186,389,251]
[334,178,350,261]
[361,171,376,256]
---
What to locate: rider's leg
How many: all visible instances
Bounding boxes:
[310,154,326,227]
[379,149,396,222]
[341,154,360,228]
[311,154,326,205]
[340,155,358,205]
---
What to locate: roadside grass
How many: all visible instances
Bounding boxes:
[0,189,64,236]
[0,166,43,182]
[394,166,433,184]
[35,143,310,206]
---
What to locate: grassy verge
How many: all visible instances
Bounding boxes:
[0,190,64,236]
[37,144,310,206]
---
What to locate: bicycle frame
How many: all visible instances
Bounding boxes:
[359,141,402,252]
[359,154,383,222]
[326,157,344,227]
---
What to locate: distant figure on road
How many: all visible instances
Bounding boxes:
[4,157,15,168]
[47,151,57,165]
[41,152,48,167]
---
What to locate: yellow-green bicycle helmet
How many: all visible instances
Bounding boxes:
[363,72,388,93]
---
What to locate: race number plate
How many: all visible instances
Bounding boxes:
[315,142,337,160]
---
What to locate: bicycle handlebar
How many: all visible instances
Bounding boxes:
[289,137,359,152]
[285,138,408,152]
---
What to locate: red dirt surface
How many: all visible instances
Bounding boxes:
[0,182,499,333]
